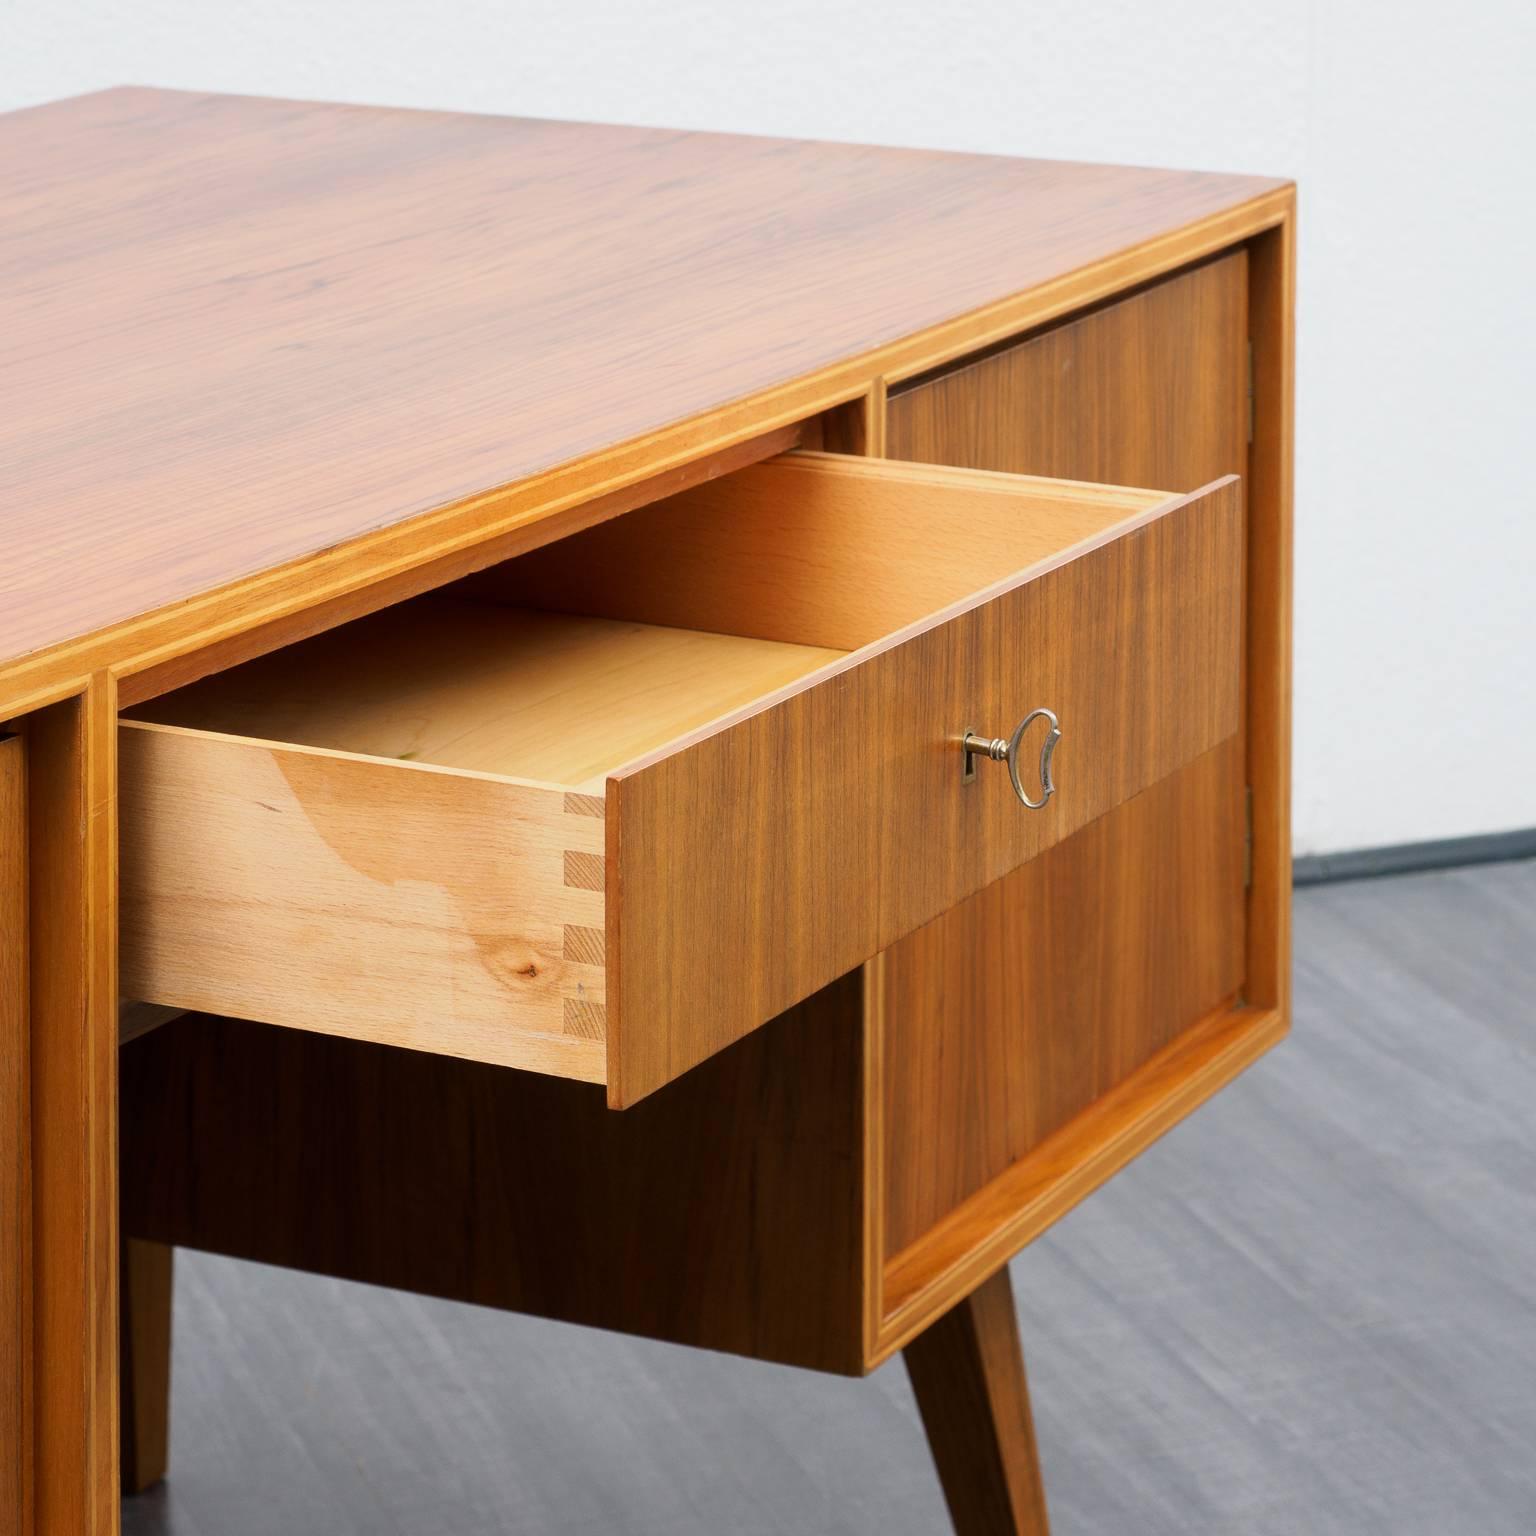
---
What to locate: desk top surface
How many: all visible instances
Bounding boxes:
[0,87,1284,680]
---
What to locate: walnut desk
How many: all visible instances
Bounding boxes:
[0,87,1293,1535]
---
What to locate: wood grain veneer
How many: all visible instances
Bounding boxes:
[606,472,1243,1104]
[24,693,119,1536]
[904,1267,1051,1536]
[878,253,1257,1263]
[877,1003,1286,1355]
[880,736,1246,1258]
[0,737,29,1536]
[888,252,1248,486]
[480,452,1166,649]
[118,722,611,1080]
[120,980,869,1376]
[0,88,1284,681]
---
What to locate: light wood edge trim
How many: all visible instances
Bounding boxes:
[608,475,1240,782]
[783,449,1170,505]
[0,187,1293,720]
[1,674,95,726]
[28,674,122,1527]
[865,1002,1288,1366]
[0,735,30,1533]
[88,674,119,1526]
[115,718,593,807]
[603,772,623,1106]
[4,677,123,1523]
[864,379,888,457]
[1244,205,1296,1019]
[847,372,888,1369]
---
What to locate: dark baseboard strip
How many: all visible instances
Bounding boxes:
[1294,828,1536,887]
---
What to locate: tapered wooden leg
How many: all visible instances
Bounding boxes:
[120,1238,174,1494]
[904,1265,1050,1536]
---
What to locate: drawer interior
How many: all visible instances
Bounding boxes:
[126,451,1166,793]
[127,599,846,795]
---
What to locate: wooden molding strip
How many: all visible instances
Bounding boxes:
[869,1002,1288,1365]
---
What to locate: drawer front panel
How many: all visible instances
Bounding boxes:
[608,476,1242,1103]
[118,728,608,1081]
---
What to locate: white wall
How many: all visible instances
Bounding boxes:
[7,0,1535,854]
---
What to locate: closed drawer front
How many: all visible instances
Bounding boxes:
[120,452,1242,1105]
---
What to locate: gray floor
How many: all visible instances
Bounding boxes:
[122,861,1536,1535]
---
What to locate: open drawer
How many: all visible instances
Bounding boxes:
[119,452,1243,1105]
